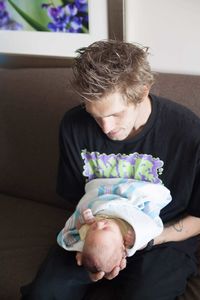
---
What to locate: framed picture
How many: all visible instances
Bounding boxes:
[0,0,108,57]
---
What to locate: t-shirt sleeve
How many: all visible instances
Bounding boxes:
[187,158,200,217]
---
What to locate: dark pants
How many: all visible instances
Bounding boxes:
[20,244,197,300]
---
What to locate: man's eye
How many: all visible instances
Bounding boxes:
[113,111,124,117]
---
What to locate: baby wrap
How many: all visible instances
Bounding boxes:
[57,178,172,256]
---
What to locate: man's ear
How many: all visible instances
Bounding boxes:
[143,85,150,98]
[136,86,150,105]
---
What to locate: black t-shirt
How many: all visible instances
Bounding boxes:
[57,94,200,259]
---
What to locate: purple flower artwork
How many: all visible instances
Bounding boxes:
[0,0,107,57]
[0,0,89,33]
[0,0,22,30]
[42,0,88,33]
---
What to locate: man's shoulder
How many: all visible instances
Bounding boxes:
[63,104,87,120]
[152,94,200,144]
[61,104,92,128]
[152,94,200,127]
[152,94,199,119]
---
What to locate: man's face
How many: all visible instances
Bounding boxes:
[85,92,144,141]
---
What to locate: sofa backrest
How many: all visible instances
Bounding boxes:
[0,68,200,208]
[152,72,200,117]
[0,67,79,208]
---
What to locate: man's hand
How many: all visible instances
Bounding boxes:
[76,252,82,266]
[104,256,127,280]
[75,251,127,281]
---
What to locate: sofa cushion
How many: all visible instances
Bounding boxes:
[0,193,69,300]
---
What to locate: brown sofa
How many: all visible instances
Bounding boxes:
[0,63,200,300]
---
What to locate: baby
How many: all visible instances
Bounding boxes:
[57,178,172,276]
[79,208,135,274]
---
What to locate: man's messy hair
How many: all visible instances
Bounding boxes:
[72,39,155,104]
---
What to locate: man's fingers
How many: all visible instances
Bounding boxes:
[76,252,82,266]
[89,271,105,282]
[104,266,120,280]
[120,257,127,270]
[88,258,127,281]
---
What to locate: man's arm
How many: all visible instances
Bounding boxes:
[154,215,200,245]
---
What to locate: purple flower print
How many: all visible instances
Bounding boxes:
[42,0,88,33]
[0,0,23,30]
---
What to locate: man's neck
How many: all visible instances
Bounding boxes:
[129,96,152,138]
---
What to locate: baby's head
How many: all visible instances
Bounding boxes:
[81,218,126,274]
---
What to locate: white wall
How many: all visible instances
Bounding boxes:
[124,0,200,75]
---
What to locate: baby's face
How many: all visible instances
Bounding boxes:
[85,219,125,272]
[87,218,122,240]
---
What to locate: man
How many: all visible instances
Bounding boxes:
[21,40,200,300]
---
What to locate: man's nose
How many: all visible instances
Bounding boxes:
[98,117,114,134]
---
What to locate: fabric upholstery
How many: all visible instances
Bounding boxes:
[0,68,79,207]
[0,194,68,300]
[151,72,200,116]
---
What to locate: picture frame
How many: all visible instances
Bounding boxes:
[0,0,109,58]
